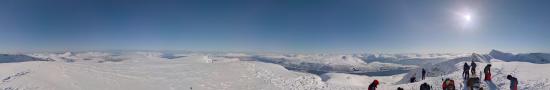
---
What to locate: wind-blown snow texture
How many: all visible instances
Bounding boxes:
[0,50,548,90]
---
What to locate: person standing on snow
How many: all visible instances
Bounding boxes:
[463,63,470,78]
[422,68,426,80]
[442,78,456,90]
[471,61,477,75]
[410,73,417,83]
[507,75,518,90]
[484,64,492,81]
[368,80,379,90]
[420,82,431,90]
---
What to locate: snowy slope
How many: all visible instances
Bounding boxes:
[0,54,325,90]
[386,52,549,90]
[0,50,549,90]
[320,57,550,90]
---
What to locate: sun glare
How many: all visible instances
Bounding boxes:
[464,14,472,22]
[456,10,475,30]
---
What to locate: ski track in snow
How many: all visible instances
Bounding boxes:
[1,71,30,84]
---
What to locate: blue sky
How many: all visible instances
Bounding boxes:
[0,0,549,53]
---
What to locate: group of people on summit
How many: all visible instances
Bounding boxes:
[367,60,519,90]
[462,60,518,90]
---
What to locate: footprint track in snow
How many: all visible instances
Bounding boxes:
[1,71,30,83]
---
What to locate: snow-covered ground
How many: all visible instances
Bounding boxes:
[0,50,548,90]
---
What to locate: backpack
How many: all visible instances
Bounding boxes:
[467,77,481,89]
[420,83,431,90]
[397,87,404,90]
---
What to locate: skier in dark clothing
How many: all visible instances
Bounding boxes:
[470,61,477,75]
[463,63,470,79]
[422,68,426,80]
[420,82,431,90]
[410,73,416,83]
[397,87,404,90]
[410,76,416,83]
[483,64,492,81]
[368,80,379,90]
[507,75,518,90]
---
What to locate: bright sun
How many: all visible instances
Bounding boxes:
[455,10,475,30]
[463,14,472,22]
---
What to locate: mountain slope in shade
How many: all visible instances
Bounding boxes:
[489,49,550,64]
[0,54,50,63]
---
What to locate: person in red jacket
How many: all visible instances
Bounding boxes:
[484,64,492,81]
[368,80,379,90]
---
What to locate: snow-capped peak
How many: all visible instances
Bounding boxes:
[489,49,515,60]
[488,49,550,64]
[471,53,492,63]
[61,52,74,57]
